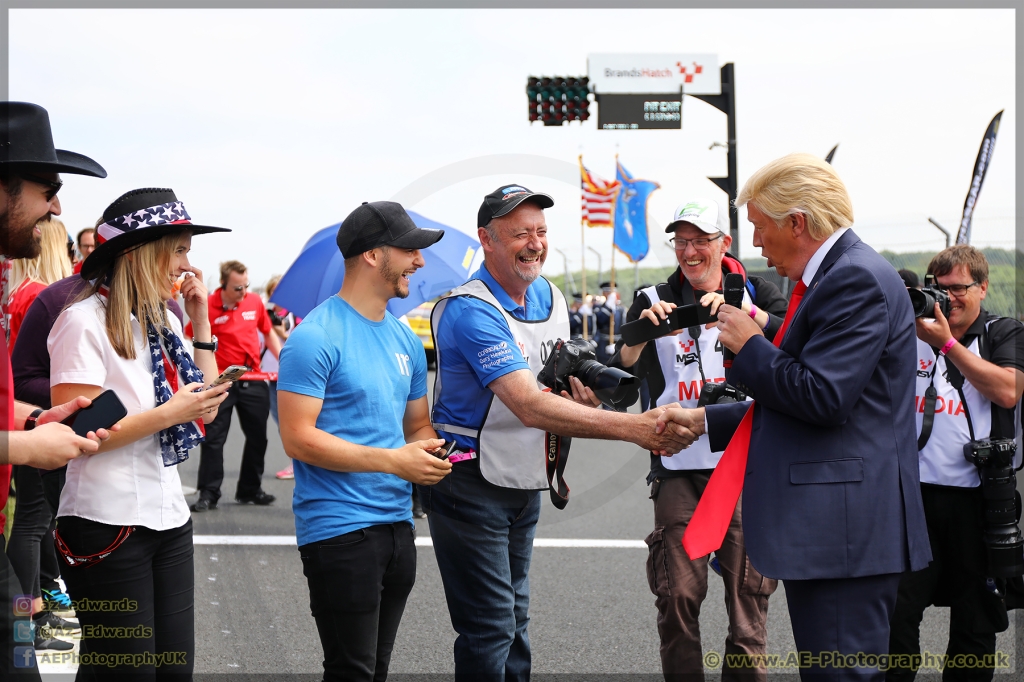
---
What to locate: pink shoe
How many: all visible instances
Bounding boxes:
[275,465,294,480]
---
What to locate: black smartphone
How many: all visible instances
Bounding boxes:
[432,441,455,460]
[61,389,128,438]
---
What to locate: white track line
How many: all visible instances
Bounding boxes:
[193,535,646,548]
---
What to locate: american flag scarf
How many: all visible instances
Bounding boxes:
[147,323,205,466]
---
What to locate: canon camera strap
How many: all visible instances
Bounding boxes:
[545,432,572,509]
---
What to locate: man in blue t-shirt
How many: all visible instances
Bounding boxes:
[423,184,697,678]
[277,201,451,681]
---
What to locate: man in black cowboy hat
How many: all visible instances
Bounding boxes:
[1,101,108,678]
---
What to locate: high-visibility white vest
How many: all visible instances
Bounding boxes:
[431,278,570,489]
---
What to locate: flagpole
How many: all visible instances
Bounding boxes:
[609,247,616,345]
[579,154,589,341]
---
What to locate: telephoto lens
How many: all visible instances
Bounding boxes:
[964,438,1024,578]
[538,338,639,410]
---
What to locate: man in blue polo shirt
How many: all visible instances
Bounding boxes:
[422,184,696,679]
[277,201,452,682]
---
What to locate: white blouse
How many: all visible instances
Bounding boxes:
[48,294,192,531]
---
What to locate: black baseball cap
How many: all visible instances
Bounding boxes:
[477,184,554,227]
[336,201,443,259]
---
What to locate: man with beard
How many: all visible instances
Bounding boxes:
[422,184,697,679]
[277,201,452,681]
[1,101,111,678]
[187,259,282,511]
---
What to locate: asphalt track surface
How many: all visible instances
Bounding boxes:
[40,372,1023,680]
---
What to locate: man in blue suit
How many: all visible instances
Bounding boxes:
[660,153,931,681]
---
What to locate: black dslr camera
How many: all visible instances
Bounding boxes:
[908,274,951,319]
[267,307,285,327]
[908,287,952,319]
[538,338,639,410]
[697,382,746,407]
[964,437,1024,578]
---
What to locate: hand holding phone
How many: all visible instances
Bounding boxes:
[61,390,128,438]
[207,365,249,389]
[431,441,455,460]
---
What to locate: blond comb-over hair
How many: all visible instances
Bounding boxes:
[737,153,854,241]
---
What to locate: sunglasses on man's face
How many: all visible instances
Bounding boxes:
[20,172,63,201]
[231,284,248,292]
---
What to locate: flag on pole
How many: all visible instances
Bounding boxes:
[580,157,620,227]
[613,160,659,263]
[957,110,1003,245]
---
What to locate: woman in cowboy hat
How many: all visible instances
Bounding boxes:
[48,187,231,680]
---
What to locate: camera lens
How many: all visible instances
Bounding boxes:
[575,360,639,408]
[984,526,1024,578]
[908,289,937,318]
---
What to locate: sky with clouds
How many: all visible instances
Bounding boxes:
[8,7,1016,288]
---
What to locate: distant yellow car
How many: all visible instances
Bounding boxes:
[401,301,435,366]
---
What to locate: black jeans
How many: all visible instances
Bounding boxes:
[57,516,195,681]
[299,523,416,682]
[196,379,269,502]
[6,465,63,601]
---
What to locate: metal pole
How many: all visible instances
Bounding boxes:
[928,217,952,249]
[587,246,603,286]
[690,63,738,246]
[553,248,576,297]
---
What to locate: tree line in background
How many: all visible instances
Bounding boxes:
[547,248,1022,321]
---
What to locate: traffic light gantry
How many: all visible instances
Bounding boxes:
[527,76,591,126]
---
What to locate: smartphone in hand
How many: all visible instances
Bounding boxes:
[61,390,128,438]
[207,365,249,389]
[431,441,455,460]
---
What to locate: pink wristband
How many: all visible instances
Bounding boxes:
[748,305,759,319]
[939,338,956,356]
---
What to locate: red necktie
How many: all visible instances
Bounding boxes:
[682,280,808,559]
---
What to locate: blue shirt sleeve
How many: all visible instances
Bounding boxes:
[277,321,334,400]
[439,297,529,387]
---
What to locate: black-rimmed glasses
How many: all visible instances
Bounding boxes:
[934,282,979,296]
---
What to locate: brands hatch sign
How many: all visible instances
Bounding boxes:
[588,54,720,95]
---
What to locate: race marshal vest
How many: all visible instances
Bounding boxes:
[641,283,753,471]
[431,278,570,490]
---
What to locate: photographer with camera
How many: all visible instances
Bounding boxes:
[423,183,696,678]
[613,198,787,681]
[888,245,1024,682]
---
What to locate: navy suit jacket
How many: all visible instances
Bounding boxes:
[706,230,931,580]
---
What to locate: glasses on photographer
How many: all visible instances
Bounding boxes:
[669,233,723,251]
[934,282,979,296]
[20,172,63,201]
[231,284,248,292]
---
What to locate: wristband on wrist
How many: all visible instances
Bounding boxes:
[24,408,44,431]
[939,338,957,356]
[748,304,759,319]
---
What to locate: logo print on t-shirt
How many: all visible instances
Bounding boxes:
[395,353,411,377]
[241,310,257,321]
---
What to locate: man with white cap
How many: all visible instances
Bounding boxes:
[614,197,788,681]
